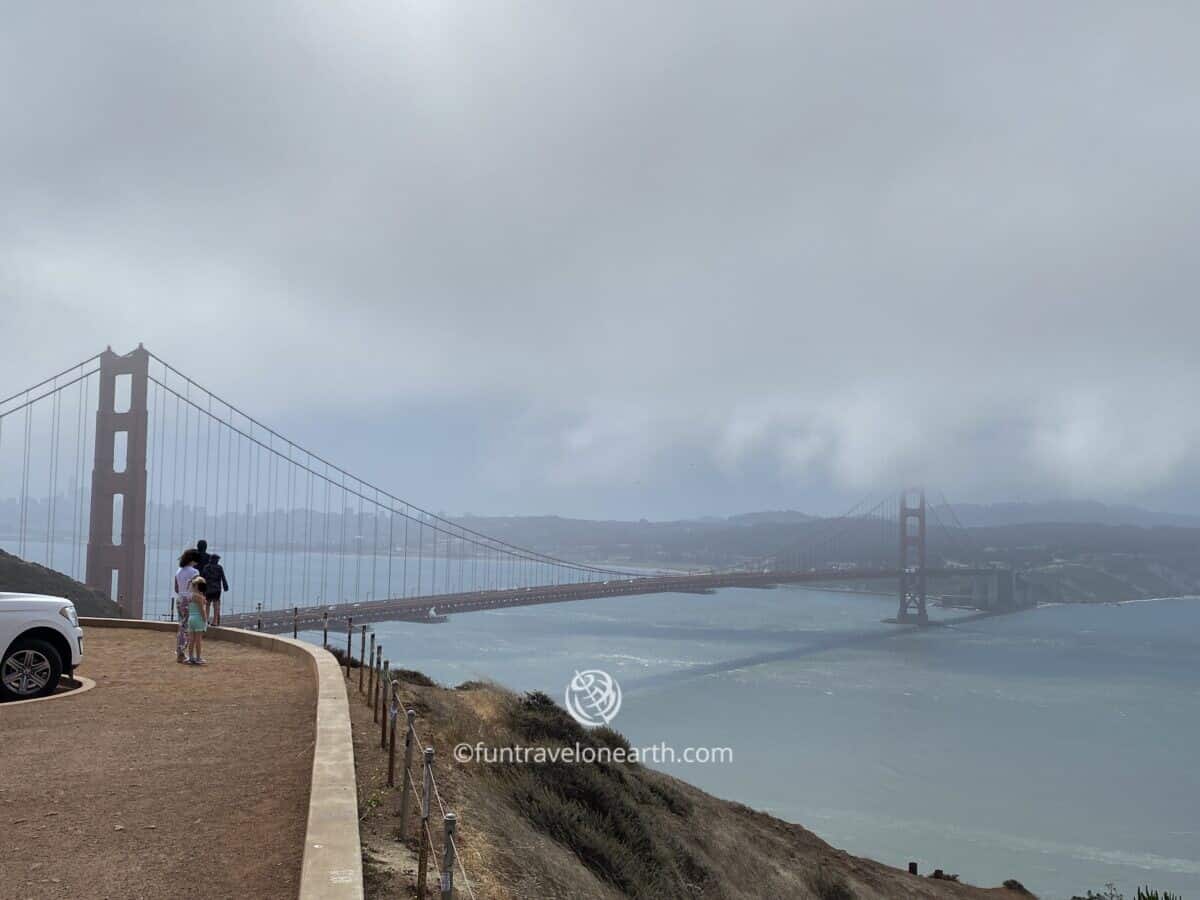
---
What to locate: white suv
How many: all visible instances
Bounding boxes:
[0,593,84,701]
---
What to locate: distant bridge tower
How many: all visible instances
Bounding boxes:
[85,346,150,617]
[897,488,927,623]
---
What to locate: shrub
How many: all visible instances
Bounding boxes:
[498,692,711,898]
[391,668,435,687]
[512,691,590,745]
[455,680,490,691]
[808,866,856,900]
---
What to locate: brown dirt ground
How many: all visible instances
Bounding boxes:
[0,628,316,900]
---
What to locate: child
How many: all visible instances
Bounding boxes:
[186,576,209,665]
[174,549,201,663]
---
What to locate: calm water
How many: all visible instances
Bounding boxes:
[303,589,1200,899]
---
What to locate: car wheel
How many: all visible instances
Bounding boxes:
[0,638,63,701]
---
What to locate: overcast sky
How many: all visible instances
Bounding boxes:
[3,2,1199,519]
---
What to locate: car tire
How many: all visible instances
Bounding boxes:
[0,637,63,701]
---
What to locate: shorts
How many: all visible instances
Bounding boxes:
[188,612,208,634]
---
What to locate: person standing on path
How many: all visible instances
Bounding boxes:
[186,576,209,665]
[173,549,201,664]
[201,554,230,626]
[195,539,211,573]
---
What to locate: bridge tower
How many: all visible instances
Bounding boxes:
[85,346,150,618]
[897,488,927,623]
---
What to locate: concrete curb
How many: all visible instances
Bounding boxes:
[0,675,97,707]
[80,617,364,900]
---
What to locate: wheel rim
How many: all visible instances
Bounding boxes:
[2,650,54,696]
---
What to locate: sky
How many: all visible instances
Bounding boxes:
[3,2,1200,520]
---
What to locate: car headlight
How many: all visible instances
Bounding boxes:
[59,605,79,627]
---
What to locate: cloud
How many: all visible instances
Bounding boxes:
[2,2,1199,516]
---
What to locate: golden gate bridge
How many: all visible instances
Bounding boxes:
[0,346,1026,634]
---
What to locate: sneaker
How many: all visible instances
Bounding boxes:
[176,653,187,664]
[194,658,208,666]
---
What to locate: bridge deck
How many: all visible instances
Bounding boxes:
[224,567,993,633]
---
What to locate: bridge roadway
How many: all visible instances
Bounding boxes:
[222,566,988,634]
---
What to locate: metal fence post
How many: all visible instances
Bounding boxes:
[256,602,262,632]
[367,633,376,700]
[359,624,367,692]
[416,747,434,900]
[372,646,382,723]
[322,611,328,648]
[440,813,457,899]
[345,617,353,678]
[293,606,298,639]
[380,662,389,750]
[397,709,417,832]
[387,683,400,786]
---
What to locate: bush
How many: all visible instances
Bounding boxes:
[455,680,490,691]
[808,866,856,900]
[512,690,590,745]
[498,691,710,898]
[391,668,435,687]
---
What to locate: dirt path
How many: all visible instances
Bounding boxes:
[0,628,316,900]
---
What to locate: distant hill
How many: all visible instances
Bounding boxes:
[726,509,816,526]
[0,548,119,616]
[944,500,1200,529]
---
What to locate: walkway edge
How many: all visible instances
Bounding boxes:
[0,675,97,707]
[80,618,364,900]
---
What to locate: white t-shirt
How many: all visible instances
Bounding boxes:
[175,565,199,598]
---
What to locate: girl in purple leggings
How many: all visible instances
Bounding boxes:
[173,549,201,663]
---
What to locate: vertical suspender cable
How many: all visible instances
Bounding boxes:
[46,387,62,566]
[417,518,427,602]
[248,421,259,606]
[71,376,85,581]
[264,435,275,607]
[80,376,94,582]
[303,454,313,605]
[321,465,331,603]
[430,520,438,596]
[337,471,347,603]
[354,488,363,601]
[224,403,235,555]
[401,505,409,599]
[231,416,242,609]
[202,394,212,541]
[371,488,379,601]
[20,394,33,559]
[386,502,394,601]
[284,444,294,606]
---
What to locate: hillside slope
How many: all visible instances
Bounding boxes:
[0,547,119,616]
[350,672,1035,899]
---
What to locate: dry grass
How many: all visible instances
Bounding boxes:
[347,671,1038,900]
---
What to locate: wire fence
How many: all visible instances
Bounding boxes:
[336,621,477,899]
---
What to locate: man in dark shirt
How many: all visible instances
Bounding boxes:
[196,539,211,573]
[201,553,230,626]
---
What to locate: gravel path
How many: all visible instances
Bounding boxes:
[0,628,316,899]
